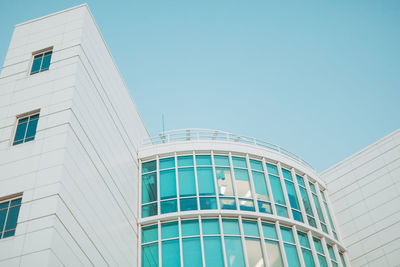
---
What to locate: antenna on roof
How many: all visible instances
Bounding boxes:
[162,113,165,135]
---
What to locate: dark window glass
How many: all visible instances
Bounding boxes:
[13,113,39,145]
[30,51,52,74]
[0,197,22,239]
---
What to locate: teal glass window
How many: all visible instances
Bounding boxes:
[225,237,245,267]
[142,203,157,218]
[0,197,22,239]
[242,220,259,237]
[202,219,220,235]
[216,168,234,196]
[142,172,157,204]
[142,224,158,243]
[178,155,194,167]
[180,198,197,211]
[339,253,347,267]
[223,219,240,235]
[183,237,203,267]
[239,199,255,211]
[297,231,310,248]
[178,168,196,197]
[30,50,52,74]
[318,255,328,267]
[296,175,305,186]
[269,175,286,205]
[302,248,316,267]
[160,169,176,200]
[313,238,324,254]
[299,187,313,216]
[281,168,293,181]
[232,156,247,168]
[280,226,295,243]
[161,200,177,214]
[328,244,338,266]
[266,163,279,176]
[204,237,224,267]
[249,159,263,171]
[196,155,212,165]
[181,220,200,236]
[262,223,278,239]
[13,113,39,145]
[220,197,236,210]
[200,197,217,210]
[245,238,264,267]
[142,243,158,267]
[214,155,230,166]
[258,201,272,214]
[233,168,251,198]
[142,160,156,173]
[284,244,301,267]
[162,239,180,267]
[285,181,300,210]
[161,222,179,239]
[197,167,215,195]
[276,205,288,217]
[265,240,284,267]
[159,157,175,169]
[252,171,270,201]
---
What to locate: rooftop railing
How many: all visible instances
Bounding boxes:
[141,128,315,171]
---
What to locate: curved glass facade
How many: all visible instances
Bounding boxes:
[140,151,347,267]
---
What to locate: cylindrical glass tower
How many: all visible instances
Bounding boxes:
[138,129,348,267]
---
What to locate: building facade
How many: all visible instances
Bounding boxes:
[0,4,398,267]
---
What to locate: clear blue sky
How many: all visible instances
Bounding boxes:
[1,1,399,171]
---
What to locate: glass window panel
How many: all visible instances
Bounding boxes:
[180,198,197,211]
[252,171,269,200]
[285,181,300,210]
[214,155,230,166]
[324,202,336,231]
[162,239,180,267]
[321,224,328,234]
[197,167,215,195]
[232,156,247,168]
[280,226,295,243]
[0,202,9,210]
[313,238,324,254]
[182,237,203,267]
[159,157,175,169]
[196,155,212,165]
[178,168,196,197]
[4,206,20,231]
[299,187,314,216]
[142,173,157,204]
[262,223,278,239]
[340,253,347,267]
[223,219,240,235]
[297,231,310,248]
[327,245,336,260]
[292,210,303,222]
[220,198,236,210]
[161,200,177,214]
[204,236,224,267]
[258,201,272,214]
[3,230,15,238]
[270,176,286,205]
[239,199,255,211]
[200,197,217,210]
[161,222,179,239]
[266,164,279,176]
[302,248,316,267]
[245,238,264,267]
[10,199,21,207]
[0,209,7,232]
[142,243,158,267]
[249,159,263,171]
[41,53,52,70]
[265,240,284,267]
[142,160,156,173]
[318,255,328,267]
[18,117,29,124]
[160,169,176,200]
[307,216,317,228]
[281,168,293,180]
[25,119,38,139]
[276,205,288,217]
[312,194,326,223]
[296,175,305,186]
[178,155,194,167]
[202,219,220,235]
[216,167,234,196]
[284,243,301,267]
[234,168,251,198]
[142,203,157,218]
[243,220,259,237]
[225,236,245,267]
[14,122,27,142]
[142,225,158,243]
[181,220,200,236]
[309,183,317,194]
[30,56,42,74]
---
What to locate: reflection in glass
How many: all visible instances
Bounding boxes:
[160,169,176,200]
[225,236,245,267]
[252,171,269,201]
[161,200,177,214]
[284,243,301,267]
[245,238,264,267]
[183,237,203,267]
[142,173,157,204]
[178,168,196,197]
[234,169,252,198]
[265,240,284,267]
[220,198,236,210]
[180,198,197,211]
[200,197,217,210]
[197,167,215,195]
[142,243,158,267]
[216,168,234,196]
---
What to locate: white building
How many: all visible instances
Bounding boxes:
[0,4,398,267]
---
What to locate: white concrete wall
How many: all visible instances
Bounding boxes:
[321,129,400,267]
[0,4,148,266]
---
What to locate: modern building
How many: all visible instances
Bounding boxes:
[0,4,398,267]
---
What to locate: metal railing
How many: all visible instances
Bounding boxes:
[141,128,315,170]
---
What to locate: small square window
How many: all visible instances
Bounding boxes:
[0,194,22,239]
[30,49,52,75]
[13,112,40,146]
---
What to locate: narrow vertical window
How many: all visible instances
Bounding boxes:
[282,168,303,222]
[297,231,315,267]
[13,112,39,145]
[280,226,301,267]
[297,175,317,228]
[267,163,288,218]
[30,49,53,74]
[0,194,22,239]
